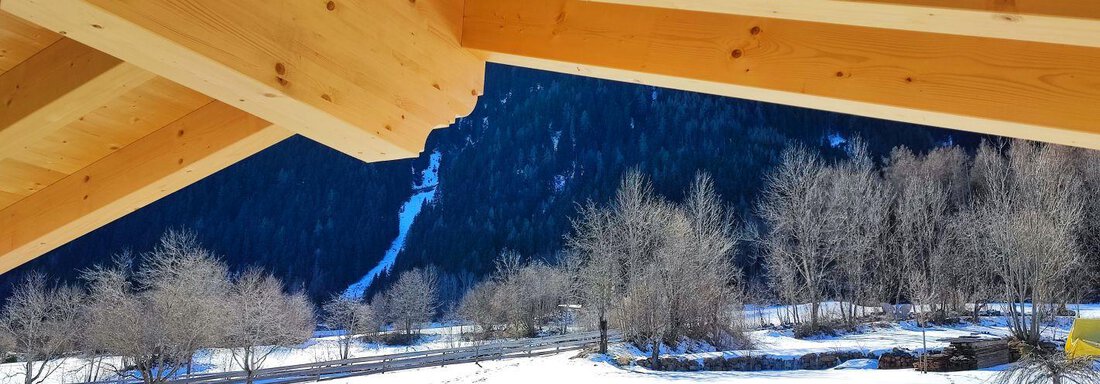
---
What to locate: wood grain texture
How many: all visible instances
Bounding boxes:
[0,101,291,274]
[855,0,1100,18]
[0,38,156,164]
[1,0,484,162]
[464,0,1100,149]
[0,10,60,75]
[0,78,212,208]
[592,0,1100,48]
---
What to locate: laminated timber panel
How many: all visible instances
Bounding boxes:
[592,0,1100,48]
[0,37,156,166]
[1,0,485,162]
[0,10,59,75]
[0,78,212,208]
[463,0,1100,150]
[0,102,292,274]
[11,78,212,176]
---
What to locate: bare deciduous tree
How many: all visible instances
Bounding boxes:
[971,141,1085,345]
[569,171,747,359]
[830,140,890,324]
[381,268,439,340]
[224,269,315,383]
[457,280,501,336]
[758,147,837,331]
[83,230,231,384]
[321,295,380,360]
[459,251,572,338]
[566,202,622,353]
[0,273,82,384]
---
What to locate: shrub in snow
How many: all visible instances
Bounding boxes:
[458,250,572,339]
[567,171,749,359]
[322,295,381,360]
[378,268,438,339]
[225,269,315,384]
[82,230,232,384]
[996,345,1099,384]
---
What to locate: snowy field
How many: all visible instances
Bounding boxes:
[332,304,1100,384]
[4,303,1098,383]
[329,351,1001,384]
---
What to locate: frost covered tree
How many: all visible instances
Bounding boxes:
[970,141,1085,345]
[459,251,572,338]
[457,280,501,336]
[886,147,967,325]
[225,270,315,383]
[381,268,438,339]
[568,171,746,356]
[672,174,745,346]
[0,274,82,384]
[944,208,997,323]
[321,295,380,360]
[829,140,890,324]
[758,147,837,331]
[566,202,621,353]
[82,230,231,384]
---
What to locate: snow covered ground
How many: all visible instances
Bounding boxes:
[328,351,1002,384]
[4,303,1098,383]
[334,304,1100,384]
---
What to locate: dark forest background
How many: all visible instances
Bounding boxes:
[0,64,982,303]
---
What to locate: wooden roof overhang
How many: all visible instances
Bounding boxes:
[0,0,1098,273]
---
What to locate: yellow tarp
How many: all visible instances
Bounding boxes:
[1066,318,1100,358]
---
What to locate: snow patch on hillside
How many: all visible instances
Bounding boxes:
[826,132,847,148]
[343,151,442,299]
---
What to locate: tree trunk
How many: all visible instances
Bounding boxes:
[650,339,660,370]
[921,316,928,374]
[140,364,155,384]
[810,301,821,330]
[245,348,255,384]
[599,318,608,354]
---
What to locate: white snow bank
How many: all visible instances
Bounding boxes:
[832,358,877,370]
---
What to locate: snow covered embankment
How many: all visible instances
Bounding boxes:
[343,151,441,299]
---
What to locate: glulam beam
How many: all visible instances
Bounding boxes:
[0,10,61,75]
[592,0,1100,48]
[0,37,155,160]
[1,0,484,162]
[463,0,1100,150]
[0,102,291,274]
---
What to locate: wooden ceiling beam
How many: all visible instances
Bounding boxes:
[463,0,1100,150]
[0,37,155,161]
[591,0,1100,49]
[0,10,61,75]
[1,0,484,162]
[0,101,291,274]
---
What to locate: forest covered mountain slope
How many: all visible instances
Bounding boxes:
[0,64,979,302]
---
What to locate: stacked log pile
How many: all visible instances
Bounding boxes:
[877,348,915,369]
[913,353,949,372]
[913,337,1012,372]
